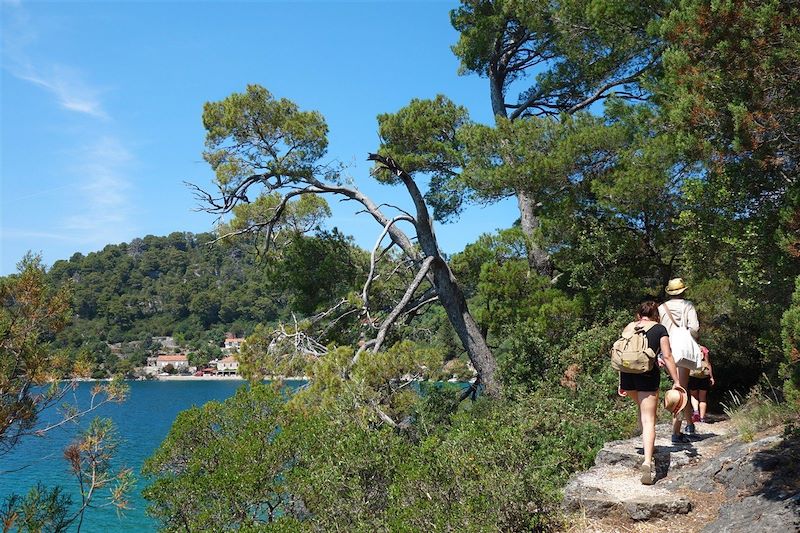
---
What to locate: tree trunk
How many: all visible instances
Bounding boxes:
[517,190,552,277]
[429,257,500,397]
[368,153,501,397]
[490,74,552,277]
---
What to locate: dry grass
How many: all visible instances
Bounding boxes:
[722,383,794,442]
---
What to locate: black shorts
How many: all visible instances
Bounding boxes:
[620,365,660,392]
[688,376,711,391]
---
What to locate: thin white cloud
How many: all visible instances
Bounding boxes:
[62,137,137,245]
[2,2,108,119]
[2,139,137,247]
[1,183,74,204]
[1,4,137,251]
[14,65,108,119]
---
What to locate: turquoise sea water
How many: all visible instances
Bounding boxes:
[0,380,304,532]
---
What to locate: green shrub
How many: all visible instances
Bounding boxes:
[781,276,800,406]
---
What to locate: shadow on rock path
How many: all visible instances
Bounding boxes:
[563,418,800,532]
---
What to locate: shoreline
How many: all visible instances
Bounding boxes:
[154,374,310,382]
[68,375,469,385]
[66,375,310,382]
[155,374,245,381]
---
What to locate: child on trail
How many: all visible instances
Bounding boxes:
[689,345,715,423]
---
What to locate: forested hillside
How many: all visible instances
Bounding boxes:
[44,229,365,375]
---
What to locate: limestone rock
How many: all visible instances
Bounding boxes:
[563,419,800,530]
[563,465,691,520]
[623,496,691,520]
[702,492,800,533]
[698,432,800,532]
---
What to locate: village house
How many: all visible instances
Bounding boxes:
[217,355,239,376]
[155,354,190,372]
[223,336,246,353]
[199,366,218,376]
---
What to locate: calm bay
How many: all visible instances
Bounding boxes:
[0,380,304,532]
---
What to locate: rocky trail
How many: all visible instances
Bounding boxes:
[563,418,800,532]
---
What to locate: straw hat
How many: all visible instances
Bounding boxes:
[665,278,687,296]
[664,385,688,415]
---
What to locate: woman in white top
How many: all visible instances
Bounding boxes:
[659,278,699,442]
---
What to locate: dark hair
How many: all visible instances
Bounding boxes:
[636,300,660,321]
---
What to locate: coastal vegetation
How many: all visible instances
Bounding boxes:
[2,0,798,530]
[0,255,131,531]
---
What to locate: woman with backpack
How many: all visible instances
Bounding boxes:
[659,278,700,442]
[618,300,683,485]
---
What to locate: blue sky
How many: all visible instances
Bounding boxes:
[1,0,519,275]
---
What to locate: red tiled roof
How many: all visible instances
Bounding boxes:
[157,354,188,362]
[219,356,238,363]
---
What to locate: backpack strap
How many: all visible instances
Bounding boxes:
[661,303,680,329]
[627,320,657,335]
[636,321,657,332]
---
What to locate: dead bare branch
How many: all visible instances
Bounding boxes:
[362,215,416,324]
[373,256,435,354]
[350,339,377,370]
[401,293,439,320]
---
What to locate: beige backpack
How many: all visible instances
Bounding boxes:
[690,359,711,378]
[611,322,657,374]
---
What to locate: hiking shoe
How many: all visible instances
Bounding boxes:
[672,433,691,444]
[685,423,696,435]
[692,411,701,423]
[699,417,709,423]
[640,461,655,485]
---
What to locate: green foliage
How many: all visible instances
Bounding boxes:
[142,384,295,531]
[144,356,632,532]
[280,413,405,531]
[229,192,331,235]
[2,417,132,533]
[43,229,365,371]
[451,0,664,115]
[203,84,328,186]
[781,276,800,404]
[375,95,468,179]
[218,192,333,258]
[0,255,129,457]
[0,253,73,386]
[722,384,796,442]
[659,0,800,172]
[280,230,365,315]
[649,0,800,397]
[478,259,585,345]
[237,322,322,381]
[460,113,619,204]
[0,483,72,533]
[375,95,471,221]
[388,400,555,531]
